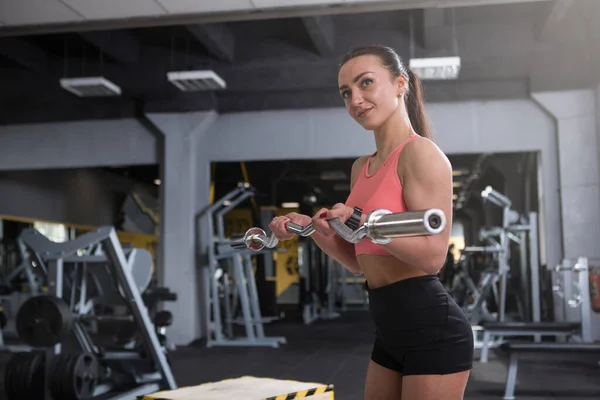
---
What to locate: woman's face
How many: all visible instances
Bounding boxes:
[338,54,404,130]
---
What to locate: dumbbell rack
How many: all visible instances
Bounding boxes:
[10,227,176,400]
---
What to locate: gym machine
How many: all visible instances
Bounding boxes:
[294,244,365,325]
[202,183,285,348]
[450,244,504,325]
[551,257,600,343]
[0,236,48,349]
[481,257,600,370]
[479,186,542,324]
[3,227,176,400]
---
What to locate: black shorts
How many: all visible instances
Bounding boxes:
[366,274,474,375]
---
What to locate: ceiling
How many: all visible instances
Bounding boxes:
[0,0,598,125]
[0,0,551,29]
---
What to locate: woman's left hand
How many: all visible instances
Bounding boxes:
[311,203,355,236]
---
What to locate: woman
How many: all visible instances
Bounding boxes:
[269,45,473,400]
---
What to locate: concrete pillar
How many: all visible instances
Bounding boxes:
[145,111,217,345]
[532,89,600,259]
[596,83,600,184]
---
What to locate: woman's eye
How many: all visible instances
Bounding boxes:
[342,90,350,98]
[362,79,373,87]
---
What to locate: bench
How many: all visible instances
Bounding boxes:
[479,321,580,362]
[500,341,600,400]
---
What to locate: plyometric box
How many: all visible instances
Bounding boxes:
[138,376,335,400]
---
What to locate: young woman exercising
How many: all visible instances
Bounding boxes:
[269,45,473,399]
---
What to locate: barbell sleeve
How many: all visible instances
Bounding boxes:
[228,208,446,252]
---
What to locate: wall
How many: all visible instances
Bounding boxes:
[533,89,599,260]
[0,168,142,227]
[0,119,158,171]
[202,100,562,270]
[597,83,600,186]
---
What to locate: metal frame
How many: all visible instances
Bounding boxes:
[480,187,542,327]
[481,256,595,366]
[480,327,574,363]
[202,183,286,348]
[553,257,594,343]
[18,227,176,399]
[502,341,600,400]
[505,212,541,328]
[503,351,519,400]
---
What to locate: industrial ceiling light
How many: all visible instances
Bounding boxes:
[409,57,461,80]
[167,70,226,91]
[59,76,122,97]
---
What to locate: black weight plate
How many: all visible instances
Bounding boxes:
[72,353,99,399]
[16,353,29,399]
[28,351,46,400]
[4,352,21,399]
[48,353,70,400]
[65,354,79,400]
[16,295,73,347]
[21,353,35,399]
[15,351,41,399]
[4,352,39,400]
[61,354,77,400]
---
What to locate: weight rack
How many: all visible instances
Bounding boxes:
[10,226,176,400]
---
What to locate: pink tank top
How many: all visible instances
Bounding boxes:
[345,134,418,256]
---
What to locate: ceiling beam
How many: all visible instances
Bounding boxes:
[185,24,235,63]
[0,38,50,74]
[535,0,574,40]
[301,16,335,57]
[78,30,140,66]
[422,9,445,52]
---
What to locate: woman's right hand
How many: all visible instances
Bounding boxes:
[269,212,312,241]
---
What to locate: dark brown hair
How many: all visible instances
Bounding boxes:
[339,45,432,139]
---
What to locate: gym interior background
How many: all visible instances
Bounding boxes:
[1,0,600,399]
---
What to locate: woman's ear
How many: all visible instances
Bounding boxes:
[396,75,408,97]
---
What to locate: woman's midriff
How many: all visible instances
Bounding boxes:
[357,254,430,289]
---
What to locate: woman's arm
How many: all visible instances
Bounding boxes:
[380,138,453,274]
[309,156,369,276]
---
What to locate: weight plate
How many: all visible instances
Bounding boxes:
[49,352,99,400]
[24,352,45,399]
[71,353,99,399]
[4,352,21,399]
[4,351,45,400]
[48,353,70,400]
[16,295,73,347]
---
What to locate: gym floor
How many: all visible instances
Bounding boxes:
[0,311,599,399]
[172,312,600,400]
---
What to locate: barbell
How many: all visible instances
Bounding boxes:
[229,208,447,252]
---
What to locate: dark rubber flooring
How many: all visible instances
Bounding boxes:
[1,311,600,399]
[173,312,600,400]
